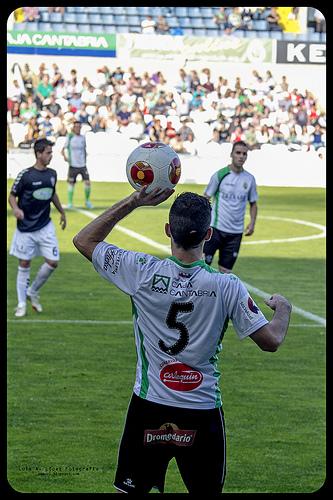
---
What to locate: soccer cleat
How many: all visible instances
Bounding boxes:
[27,288,43,313]
[85,201,93,209]
[15,304,27,318]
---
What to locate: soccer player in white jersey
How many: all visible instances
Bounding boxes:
[9,138,66,317]
[203,140,258,272]
[73,188,291,494]
[61,121,93,209]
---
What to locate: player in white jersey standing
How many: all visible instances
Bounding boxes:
[61,121,93,209]
[9,138,66,317]
[73,188,291,494]
[203,140,258,272]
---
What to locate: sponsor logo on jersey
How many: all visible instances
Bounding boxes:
[50,176,56,187]
[32,181,42,185]
[239,295,260,320]
[220,191,247,202]
[151,274,170,293]
[32,187,53,200]
[247,296,259,314]
[103,247,123,274]
[135,255,147,265]
[178,272,191,280]
[160,362,203,391]
[243,182,248,190]
[144,422,196,447]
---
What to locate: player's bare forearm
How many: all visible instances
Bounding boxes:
[8,193,24,220]
[52,193,65,215]
[245,202,257,236]
[250,294,292,351]
[73,187,174,261]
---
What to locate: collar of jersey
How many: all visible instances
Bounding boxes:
[167,255,207,268]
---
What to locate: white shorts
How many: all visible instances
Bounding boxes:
[9,220,60,261]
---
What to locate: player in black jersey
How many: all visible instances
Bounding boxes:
[9,139,66,317]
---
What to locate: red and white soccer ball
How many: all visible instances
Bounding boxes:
[126,142,181,193]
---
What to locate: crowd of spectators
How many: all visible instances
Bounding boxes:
[7,61,326,156]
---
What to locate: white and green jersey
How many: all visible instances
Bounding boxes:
[205,166,258,234]
[64,133,86,168]
[92,242,268,410]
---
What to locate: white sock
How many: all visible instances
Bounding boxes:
[17,266,30,306]
[30,263,55,293]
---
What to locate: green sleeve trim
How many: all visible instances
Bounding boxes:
[130,298,149,398]
[213,166,231,227]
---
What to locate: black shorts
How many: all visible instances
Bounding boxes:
[203,228,243,270]
[67,166,90,183]
[114,393,226,494]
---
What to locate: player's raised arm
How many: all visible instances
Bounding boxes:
[73,187,174,261]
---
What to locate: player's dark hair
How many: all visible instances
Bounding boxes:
[169,192,211,250]
[34,138,53,156]
[231,140,248,153]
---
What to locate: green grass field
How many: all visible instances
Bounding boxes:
[7,180,326,493]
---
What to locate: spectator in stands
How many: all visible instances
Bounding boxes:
[23,116,40,145]
[22,95,38,120]
[48,7,65,14]
[69,92,83,113]
[23,6,40,22]
[265,70,276,91]
[295,103,308,128]
[218,122,230,142]
[244,124,258,149]
[36,74,54,108]
[214,7,228,28]
[50,63,63,88]
[148,117,165,142]
[141,15,156,34]
[14,7,25,23]
[288,125,302,149]
[271,125,286,144]
[45,93,62,117]
[310,123,325,150]
[175,69,192,94]
[38,113,54,138]
[54,79,67,99]
[299,125,311,150]
[227,7,243,31]
[170,132,186,153]
[75,103,90,124]
[240,7,253,30]
[209,128,222,144]
[21,64,37,96]
[178,118,193,141]
[230,125,245,143]
[279,75,289,92]
[8,79,25,104]
[266,7,282,31]
[183,131,197,155]
[256,124,271,145]
[155,15,170,34]
[200,68,215,94]
[313,9,326,33]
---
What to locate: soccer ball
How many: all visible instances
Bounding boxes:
[126,142,181,193]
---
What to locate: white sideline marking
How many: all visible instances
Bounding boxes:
[6,319,325,328]
[74,208,326,327]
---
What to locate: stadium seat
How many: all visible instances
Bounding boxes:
[64,13,76,24]
[87,7,101,14]
[206,29,219,37]
[65,23,78,32]
[175,7,188,17]
[245,30,259,38]
[232,29,246,38]
[104,25,117,34]
[193,28,207,37]
[49,12,63,23]
[101,14,115,25]
[309,32,321,42]
[321,32,326,42]
[110,6,126,15]
[52,23,65,32]
[191,17,205,28]
[137,6,151,16]
[203,18,217,29]
[76,13,89,24]
[125,6,139,15]
[25,21,38,31]
[99,6,113,15]
[253,19,267,30]
[40,12,50,22]
[38,22,52,32]
[257,30,270,38]
[167,17,180,28]
[115,25,130,33]
[201,7,214,18]
[74,6,87,13]
[93,24,106,34]
[127,16,141,26]
[79,24,92,33]
[89,13,103,24]
[114,15,128,25]
[151,6,164,16]
[283,32,299,41]
[269,30,283,39]
[66,6,76,13]
[188,7,202,17]
[182,27,194,35]
[179,17,192,28]
[13,22,26,31]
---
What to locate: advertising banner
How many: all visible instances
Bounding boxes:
[276,40,326,64]
[7,30,116,57]
[117,34,274,63]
